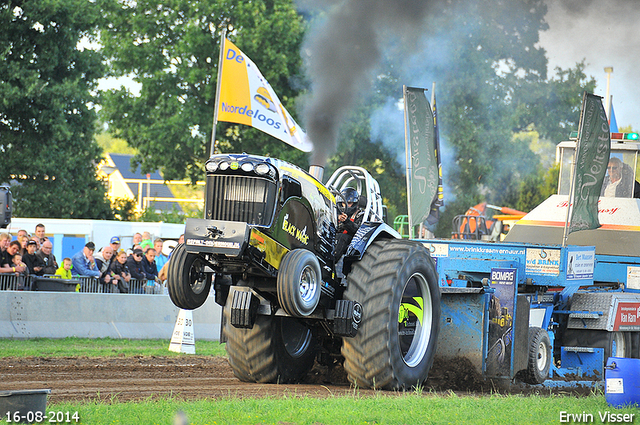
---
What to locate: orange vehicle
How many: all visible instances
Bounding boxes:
[451,202,527,240]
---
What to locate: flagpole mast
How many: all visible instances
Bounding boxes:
[562,92,588,247]
[402,85,414,239]
[209,28,227,157]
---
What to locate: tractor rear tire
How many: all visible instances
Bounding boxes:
[341,239,440,390]
[167,243,212,310]
[277,249,321,317]
[223,298,316,383]
[521,327,551,385]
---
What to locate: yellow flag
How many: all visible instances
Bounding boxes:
[217,39,312,152]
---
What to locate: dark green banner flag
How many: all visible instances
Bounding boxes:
[568,93,611,234]
[404,87,438,227]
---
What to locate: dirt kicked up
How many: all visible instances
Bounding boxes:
[0,355,593,403]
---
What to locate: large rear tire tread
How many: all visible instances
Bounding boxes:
[167,243,211,310]
[341,239,440,390]
[223,297,316,384]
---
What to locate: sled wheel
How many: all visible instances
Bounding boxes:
[522,327,551,384]
[563,329,632,360]
[167,243,212,310]
[630,332,640,359]
[341,239,440,390]
[610,331,631,358]
[277,249,321,317]
[223,294,316,383]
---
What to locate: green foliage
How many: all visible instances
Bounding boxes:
[97,0,597,226]
[516,163,560,212]
[137,203,202,224]
[511,61,597,143]
[0,0,113,219]
[95,131,137,155]
[98,0,308,182]
[112,197,137,222]
[345,0,593,231]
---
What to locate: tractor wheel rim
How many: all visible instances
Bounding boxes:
[537,340,547,371]
[190,259,207,294]
[398,272,433,368]
[281,318,313,358]
[299,265,318,304]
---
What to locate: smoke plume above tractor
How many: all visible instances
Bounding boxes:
[299,0,433,167]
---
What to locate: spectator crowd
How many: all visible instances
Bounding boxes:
[0,223,180,294]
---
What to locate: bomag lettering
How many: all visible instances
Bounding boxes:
[492,270,514,281]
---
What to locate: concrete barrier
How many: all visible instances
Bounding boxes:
[0,291,221,341]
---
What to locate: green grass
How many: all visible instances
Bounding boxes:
[0,337,226,357]
[46,392,638,425]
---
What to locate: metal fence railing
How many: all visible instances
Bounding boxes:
[0,273,163,294]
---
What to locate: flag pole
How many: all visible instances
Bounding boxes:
[562,92,588,247]
[402,85,413,239]
[209,28,227,157]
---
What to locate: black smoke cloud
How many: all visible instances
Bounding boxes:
[299,0,436,166]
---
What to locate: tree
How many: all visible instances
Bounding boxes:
[0,0,112,219]
[511,61,597,143]
[99,0,308,183]
[355,0,595,235]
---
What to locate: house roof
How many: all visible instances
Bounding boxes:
[108,153,181,212]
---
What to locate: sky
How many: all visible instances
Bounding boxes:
[540,0,640,131]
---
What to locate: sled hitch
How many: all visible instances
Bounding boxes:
[333,300,362,337]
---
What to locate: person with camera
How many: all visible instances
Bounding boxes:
[35,239,58,276]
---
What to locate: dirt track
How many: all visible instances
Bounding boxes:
[0,356,376,403]
[0,355,590,403]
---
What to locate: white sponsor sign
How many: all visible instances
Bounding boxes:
[526,248,561,275]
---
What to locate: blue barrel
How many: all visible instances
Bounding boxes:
[605,357,640,408]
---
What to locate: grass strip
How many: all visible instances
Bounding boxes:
[46,392,637,425]
[0,337,226,357]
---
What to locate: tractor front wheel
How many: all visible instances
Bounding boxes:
[167,243,212,310]
[277,249,321,317]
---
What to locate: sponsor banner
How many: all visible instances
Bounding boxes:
[186,238,240,249]
[613,302,640,331]
[486,268,516,377]
[568,93,610,234]
[627,266,640,290]
[566,248,595,280]
[217,38,312,152]
[422,242,449,257]
[525,248,561,276]
[449,244,525,257]
[404,87,438,227]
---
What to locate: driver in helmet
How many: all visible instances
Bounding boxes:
[335,187,364,260]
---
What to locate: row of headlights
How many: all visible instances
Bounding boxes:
[205,158,276,178]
